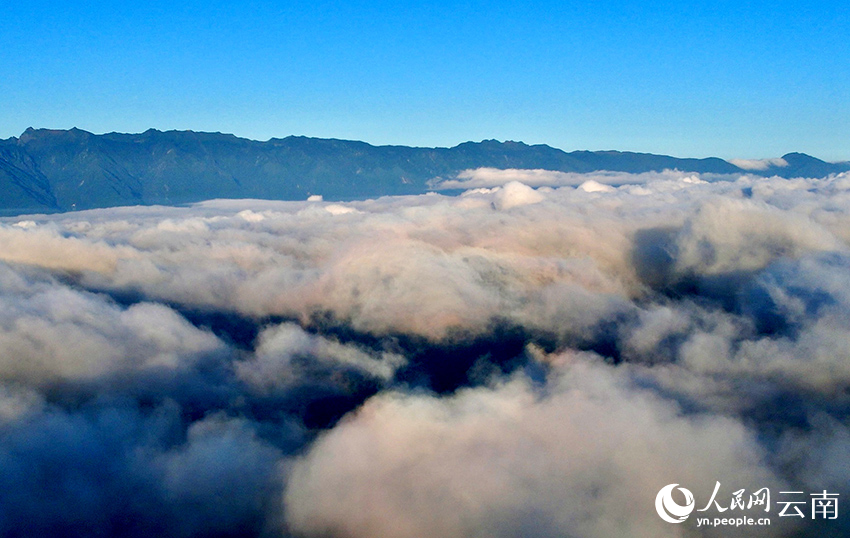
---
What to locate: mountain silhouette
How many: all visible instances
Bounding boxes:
[1,128,847,215]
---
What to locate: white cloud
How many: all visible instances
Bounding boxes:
[433,167,717,189]
[286,354,783,538]
[729,158,789,171]
[0,268,224,386]
[492,181,546,209]
[0,170,847,537]
[578,179,616,193]
[236,323,405,391]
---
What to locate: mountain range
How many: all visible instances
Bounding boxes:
[1,128,848,215]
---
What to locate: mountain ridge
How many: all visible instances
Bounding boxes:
[1,128,848,216]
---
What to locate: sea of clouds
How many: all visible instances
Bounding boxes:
[0,169,848,537]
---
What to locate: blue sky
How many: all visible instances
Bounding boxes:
[1,0,848,160]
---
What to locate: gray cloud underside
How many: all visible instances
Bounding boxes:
[1,170,849,537]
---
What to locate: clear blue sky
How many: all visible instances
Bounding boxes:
[1,0,848,160]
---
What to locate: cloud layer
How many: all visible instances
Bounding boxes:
[286,355,783,538]
[432,167,711,189]
[1,169,849,536]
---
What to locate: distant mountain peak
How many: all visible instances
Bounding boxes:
[781,152,820,162]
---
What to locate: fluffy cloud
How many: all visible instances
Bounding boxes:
[285,354,784,538]
[0,264,223,386]
[0,170,848,536]
[236,322,405,391]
